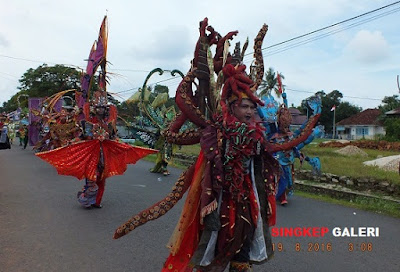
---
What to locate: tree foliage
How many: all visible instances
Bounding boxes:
[378,95,400,141]
[116,84,175,121]
[378,95,400,114]
[301,90,361,133]
[1,64,81,112]
[258,67,285,97]
[383,118,400,141]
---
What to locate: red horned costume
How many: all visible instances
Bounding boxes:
[114,18,320,271]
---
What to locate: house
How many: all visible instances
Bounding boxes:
[385,107,400,118]
[335,109,385,140]
[289,107,308,131]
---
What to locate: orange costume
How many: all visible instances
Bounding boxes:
[36,91,157,208]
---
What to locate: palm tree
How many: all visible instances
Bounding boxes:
[258,67,285,97]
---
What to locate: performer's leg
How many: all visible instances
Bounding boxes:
[94,176,106,207]
[162,160,170,176]
[77,179,98,208]
[231,225,254,271]
[279,192,288,205]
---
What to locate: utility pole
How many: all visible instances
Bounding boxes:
[332,107,336,139]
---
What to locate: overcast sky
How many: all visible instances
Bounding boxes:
[1,0,399,110]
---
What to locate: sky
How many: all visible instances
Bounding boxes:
[1,0,400,110]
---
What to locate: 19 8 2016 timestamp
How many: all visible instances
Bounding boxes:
[272,242,374,252]
[272,242,333,252]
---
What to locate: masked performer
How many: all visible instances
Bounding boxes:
[259,92,322,205]
[36,16,157,208]
[114,18,320,271]
[36,90,157,208]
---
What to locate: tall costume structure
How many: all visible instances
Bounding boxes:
[126,68,183,176]
[114,18,320,271]
[258,92,322,205]
[32,91,81,152]
[36,16,157,208]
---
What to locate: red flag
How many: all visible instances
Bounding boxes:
[330,105,336,111]
[276,72,283,94]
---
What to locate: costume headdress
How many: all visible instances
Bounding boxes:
[277,104,292,133]
[91,90,108,107]
[221,63,264,118]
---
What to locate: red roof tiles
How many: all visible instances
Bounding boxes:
[336,109,383,126]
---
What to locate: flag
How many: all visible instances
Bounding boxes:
[330,105,336,111]
[276,72,283,94]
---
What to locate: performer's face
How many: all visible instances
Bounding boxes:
[95,106,105,116]
[231,99,256,123]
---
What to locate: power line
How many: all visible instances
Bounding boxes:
[2,2,399,103]
[243,0,400,58]
[116,2,400,97]
[285,87,382,101]
[0,54,55,65]
[114,76,183,94]
[252,7,400,59]
[109,68,151,73]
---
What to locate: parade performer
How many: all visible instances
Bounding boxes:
[126,69,183,176]
[114,18,320,271]
[32,91,82,152]
[259,92,322,205]
[36,16,157,208]
[0,119,11,150]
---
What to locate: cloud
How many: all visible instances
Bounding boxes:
[129,25,193,64]
[345,30,390,64]
[0,33,9,47]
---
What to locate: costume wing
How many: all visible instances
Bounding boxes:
[36,140,101,180]
[36,140,158,180]
[101,140,158,179]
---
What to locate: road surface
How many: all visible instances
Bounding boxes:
[1,146,399,272]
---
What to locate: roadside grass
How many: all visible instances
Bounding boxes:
[296,190,400,218]
[175,140,400,185]
[144,140,399,184]
[136,139,400,218]
[294,141,400,185]
[177,144,201,156]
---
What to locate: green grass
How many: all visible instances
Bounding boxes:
[175,140,400,185]
[295,142,400,185]
[176,144,201,156]
[296,190,400,218]
[139,140,400,218]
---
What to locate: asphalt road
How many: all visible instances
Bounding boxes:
[1,145,399,272]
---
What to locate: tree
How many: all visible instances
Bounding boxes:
[1,64,81,112]
[378,95,400,141]
[118,84,175,120]
[154,84,169,94]
[335,101,362,122]
[117,101,140,122]
[301,90,361,134]
[378,95,400,114]
[258,67,285,97]
[383,118,400,141]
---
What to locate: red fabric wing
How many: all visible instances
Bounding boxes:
[36,140,101,180]
[36,140,158,180]
[101,140,158,179]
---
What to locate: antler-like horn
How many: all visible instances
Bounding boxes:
[250,24,268,92]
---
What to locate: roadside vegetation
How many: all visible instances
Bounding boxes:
[294,138,400,185]
[136,138,400,217]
